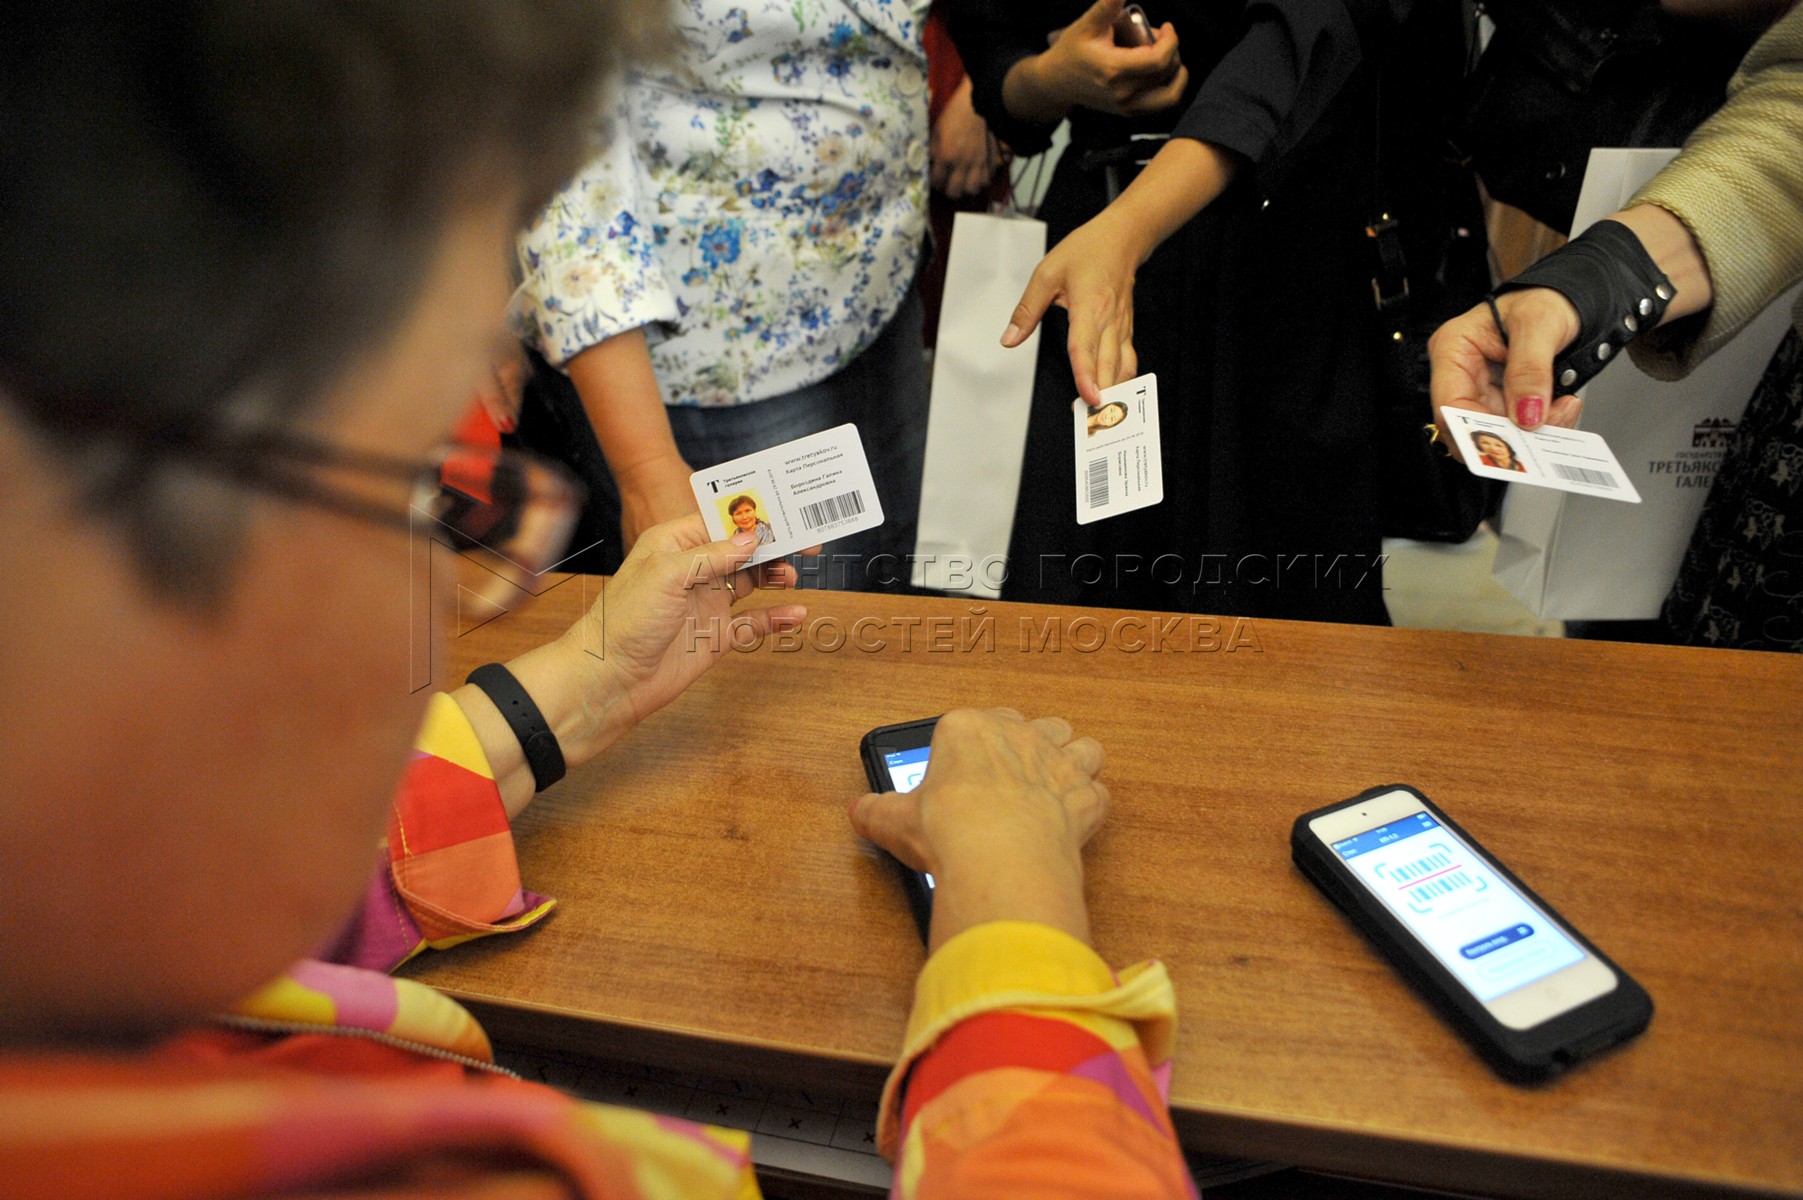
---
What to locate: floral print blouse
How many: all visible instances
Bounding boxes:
[514,0,931,408]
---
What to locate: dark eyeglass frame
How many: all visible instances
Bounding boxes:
[95,419,583,568]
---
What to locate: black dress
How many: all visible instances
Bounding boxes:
[944,1,1432,624]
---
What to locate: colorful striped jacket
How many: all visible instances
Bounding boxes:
[0,694,1194,1198]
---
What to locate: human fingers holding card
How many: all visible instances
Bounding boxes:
[1427,293,1584,465]
[1001,210,1143,408]
[560,513,807,730]
[463,515,805,816]
[688,424,885,570]
[1001,140,1237,408]
[1493,289,1586,433]
[1427,316,1642,504]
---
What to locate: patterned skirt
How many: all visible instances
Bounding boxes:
[1663,328,1803,651]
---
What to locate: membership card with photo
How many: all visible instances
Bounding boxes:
[1442,408,1642,503]
[1073,373,1165,525]
[689,423,885,566]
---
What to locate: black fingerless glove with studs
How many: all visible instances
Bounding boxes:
[1488,219,1676,394]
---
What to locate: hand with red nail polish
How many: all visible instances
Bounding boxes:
[1427,287,1582,463]
[472,348,528,436]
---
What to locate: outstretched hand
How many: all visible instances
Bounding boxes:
[1001,209,1142,407]
[997,137,1239,408]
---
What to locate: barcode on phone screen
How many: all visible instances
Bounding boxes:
[799,490,866,530]
[1086,457,1109,508]
[1552,463,1618,488]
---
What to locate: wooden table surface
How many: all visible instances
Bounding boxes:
[402,582,1803,1199]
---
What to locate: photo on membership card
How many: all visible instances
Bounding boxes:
[719,490,777,547]
[1072,372,1164,525]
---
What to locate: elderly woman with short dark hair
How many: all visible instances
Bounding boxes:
[0,4,1191,1196]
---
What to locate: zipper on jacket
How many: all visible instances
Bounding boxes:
[210,1013,521,1079]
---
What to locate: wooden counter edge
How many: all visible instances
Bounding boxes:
[1169,1105,1797,1200]
[455,993,1796,1200]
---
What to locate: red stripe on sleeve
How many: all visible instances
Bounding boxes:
[390,754,510,859]
[902,1011,1113,1128]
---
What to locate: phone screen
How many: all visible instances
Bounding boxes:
[880,746,934,890]
[882,746,930,793]
[1331,809,1586,1003]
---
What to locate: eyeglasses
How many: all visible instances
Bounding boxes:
[130,423,585,587]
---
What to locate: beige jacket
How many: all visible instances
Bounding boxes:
[1631,3,1803,380]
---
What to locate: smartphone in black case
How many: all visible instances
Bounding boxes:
[1293,784,1653,1082]
[859,716,939,942]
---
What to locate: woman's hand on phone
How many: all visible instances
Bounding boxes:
[849,708,1108,951]
[1005,0,1187,124]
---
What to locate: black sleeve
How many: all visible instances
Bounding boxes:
[1173,0,1412,165]
[938,0,1066,155]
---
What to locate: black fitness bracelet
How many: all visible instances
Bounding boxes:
[465,663,566,793]
[1491,218,1676,394]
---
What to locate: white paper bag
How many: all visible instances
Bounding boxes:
[1493,148,1802,620]
[911,211,1046,598]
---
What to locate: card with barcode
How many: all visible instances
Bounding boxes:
[1073,373,1164,525]
[1442,408,1642,503]
[689,423,885,565]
